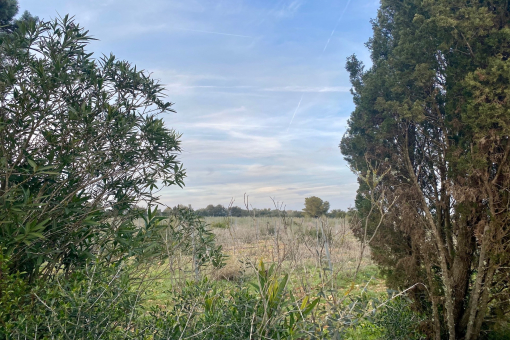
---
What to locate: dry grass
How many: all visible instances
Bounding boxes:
[143,214,387,340]
[204,216,380,293]
[145,214,384,310]
[209,256,244,281]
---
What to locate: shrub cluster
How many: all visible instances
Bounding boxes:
[1,254,426,340]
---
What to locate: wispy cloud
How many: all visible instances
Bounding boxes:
[322,0,352,53]
[263,86,351,93]
[27,0,378,209]
[176,27,254,38]
[165,84,253,91]
[269,0,305,18]
[287,96,303,132]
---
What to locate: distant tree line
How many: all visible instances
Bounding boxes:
[159,203,349,219]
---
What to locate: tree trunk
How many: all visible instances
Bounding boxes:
[404,139,457,339]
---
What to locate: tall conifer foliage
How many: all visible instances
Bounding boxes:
[341,1,510,338]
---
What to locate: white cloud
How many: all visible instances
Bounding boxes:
[22,0,378,210]
[269,0,305,18]
[263,86,351,93]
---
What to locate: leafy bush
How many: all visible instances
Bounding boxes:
[343,322,383,340]
[0,15,185,279]
[1,206,227,339]
[0,251,31,339]
[210,221,229,229]
[1,247,427,340]
[374,296,425,340]
[139,261,321,340]
[3,261,141,339]
[137,279,257,339]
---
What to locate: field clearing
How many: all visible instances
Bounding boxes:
[147,216,386,307]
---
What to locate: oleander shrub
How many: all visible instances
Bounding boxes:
[4,261,141,339]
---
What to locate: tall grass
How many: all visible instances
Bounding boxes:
[2,214,425,339]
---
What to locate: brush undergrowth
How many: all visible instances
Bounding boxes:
[1,255,425,340]
[0,213,428,340]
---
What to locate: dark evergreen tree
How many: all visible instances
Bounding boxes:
[341,1,510,339]
[0,0,17,25]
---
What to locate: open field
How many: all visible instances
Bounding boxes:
[206,216,378,287]
[136,216,401,339]
[148,216,381,286]
[147,217,386,312]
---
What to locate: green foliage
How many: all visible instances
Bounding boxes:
[163,207,226,271]
[303,196,330,218]
[140,261,322,340]
[0,15,185,279]
[486,328,510,340]
[139,279,258,339]
[1,247,427,340]
[194,204,304,218]
[0,13,234,340]
[0,0,37,34]
[1,203,228,338]
[210,221,228,229]
[195,204,229,217]
[340,0,510,338]
[0,250,30,338]
[342,322,382,340]
[340,296,424,340]
[374,296,425,340]
[2,260,140,339]
[327,209,347,219]
[0,0,17,25]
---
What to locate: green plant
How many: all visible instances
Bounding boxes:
[162,207,227,274]
[0,251,30,339]
[485,327,510,340]
[340,1,510,338]
[139,261,322,340]
[374,296,425,340]
[3,261,144,339]
[210,221,228,229]
[303,196,330,218]
[249,260,320,339]
[343,322,382,340]
[0,15,185,280]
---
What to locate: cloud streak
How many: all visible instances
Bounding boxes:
[287,96,303,132]
[263,86,351,93]
[176,27,253,38]
[322,0,352,53]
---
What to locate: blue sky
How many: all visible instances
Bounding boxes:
[19,0,379,210]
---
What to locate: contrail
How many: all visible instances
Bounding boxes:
[287,96,303,132]
[177,28,253,38]
[322,0,352,53]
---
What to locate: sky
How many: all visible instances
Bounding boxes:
[19,0,379,211]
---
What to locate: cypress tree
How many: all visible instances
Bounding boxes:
[341,1,510,338]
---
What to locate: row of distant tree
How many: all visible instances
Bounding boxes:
[158,196,349,219]
[160,205,348,218]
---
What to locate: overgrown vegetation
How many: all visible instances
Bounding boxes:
[0,14,186,280]
[2,0,509,338]
[0,7,419,339]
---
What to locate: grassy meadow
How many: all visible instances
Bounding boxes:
[141,216,409,339]
[147,216,380,290]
